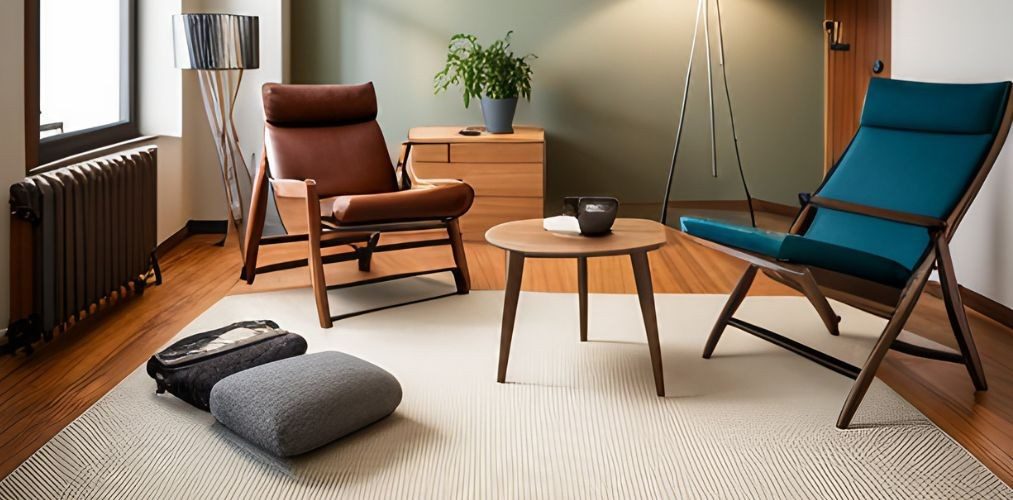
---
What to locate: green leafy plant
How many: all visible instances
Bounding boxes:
[434,31,536,108]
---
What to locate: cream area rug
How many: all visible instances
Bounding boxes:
[1,276,1009,499]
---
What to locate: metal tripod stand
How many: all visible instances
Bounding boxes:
[659,0,756,227]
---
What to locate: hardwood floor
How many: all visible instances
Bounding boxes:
[2,223,1012,484]
[0,236,240,479]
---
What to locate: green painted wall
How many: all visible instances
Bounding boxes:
[290,0,824,209]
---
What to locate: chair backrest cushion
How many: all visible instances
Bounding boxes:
[804,78,1010,271]
[263,82,397,198]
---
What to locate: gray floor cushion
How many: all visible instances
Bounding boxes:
[210,351,402,457]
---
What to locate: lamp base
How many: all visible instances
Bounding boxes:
[196,68,254,261]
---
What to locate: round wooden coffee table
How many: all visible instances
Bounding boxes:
[485,218,669,396]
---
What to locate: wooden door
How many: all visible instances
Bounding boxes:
[824,0,891,171]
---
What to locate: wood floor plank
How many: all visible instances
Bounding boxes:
[0,236,241,478]
[1,219,1011,485]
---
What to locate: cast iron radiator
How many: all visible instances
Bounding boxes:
[6,147,162,354]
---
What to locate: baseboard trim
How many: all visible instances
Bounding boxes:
[631,199,799,214]
[750,199,798,217]
[187,220,228,234]
[925,281,1013,330]
[155,225,190,258]
[155,220,229,258]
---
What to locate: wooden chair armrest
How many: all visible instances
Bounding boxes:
[395,141,413,190]
[809,195,946,229]
[396,140,465,190]
[396,141,411,168]
[411,177,465,189]
[272,178,316,199]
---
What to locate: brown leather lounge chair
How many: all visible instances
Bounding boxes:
[242,82,475,327]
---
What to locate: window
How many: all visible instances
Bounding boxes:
[27,0,137,168]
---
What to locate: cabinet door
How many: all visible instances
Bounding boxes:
[411,162,543,197]
[450,143,544,163]
[460,197,544,240]
[411,144,449,162]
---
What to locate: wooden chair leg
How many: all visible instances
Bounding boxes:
[357,232,380,272]
[837,265,932,429]
[304,181,332,329]
[447,219,471,294]
[936,237,988,391]
[797,270,841,336]
[241,148,271,284]
[703,265,758,359]
[837,315,907,429]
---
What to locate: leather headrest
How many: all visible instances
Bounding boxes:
[262,82,378,126]
[861,78,1011,135]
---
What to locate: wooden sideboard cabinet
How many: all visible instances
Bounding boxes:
[408,126,545,241]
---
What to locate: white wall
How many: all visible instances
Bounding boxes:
[139,0,187,243]
[139,0,183,138]
[893,0,1013,308]
[0,1,26,327]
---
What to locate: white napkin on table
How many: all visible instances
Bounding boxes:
[542,215,581,234]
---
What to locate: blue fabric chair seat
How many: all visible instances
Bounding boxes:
[680,217,913,287]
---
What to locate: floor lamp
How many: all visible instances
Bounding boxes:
[660,0,756,227]
[173,14,260,257]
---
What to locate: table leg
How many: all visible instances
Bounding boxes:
[578,257,588,342]
[630,251,665,396]
[497,251,526,383]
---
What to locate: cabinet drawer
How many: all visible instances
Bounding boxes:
[412,144,449,162]
[450,142,543,163]
[460,197,544,241]
[412,162,543,197]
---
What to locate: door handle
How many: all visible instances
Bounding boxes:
[824,20,850,51]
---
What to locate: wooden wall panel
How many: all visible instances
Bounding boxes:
[825,0,891,170]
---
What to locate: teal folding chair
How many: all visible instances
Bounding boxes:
[680,78,1013,428]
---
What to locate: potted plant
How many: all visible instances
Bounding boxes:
[434,31,536,134]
